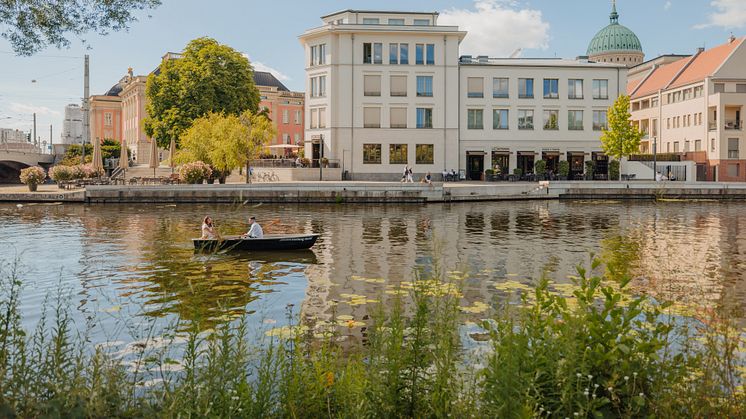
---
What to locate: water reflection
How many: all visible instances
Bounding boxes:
[1,201,746,342]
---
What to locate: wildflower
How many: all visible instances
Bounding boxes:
[583,390,589,396]
[587,374,593,380]
[576,373,582,378]
[633,372,638,377]
[574,413,579,417]
[325,371,334,387]
[624,376,629,381]
[639,392,644,397]
[608,387,613,392]
[594,384,599,388]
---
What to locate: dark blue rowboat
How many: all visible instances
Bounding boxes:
[193,234,319,252]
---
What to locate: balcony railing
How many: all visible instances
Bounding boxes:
[725,120,743,130]
[728,150,740,159]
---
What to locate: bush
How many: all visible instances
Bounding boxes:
[179,161,212,184]
[485,169,495,176]
[48,165,73,183]
[534,160,547,176]
[19,166,45,185]
[558,160,570,177]
[513,167,523,177]
[609,160,621,180]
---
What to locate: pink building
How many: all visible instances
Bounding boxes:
[89,83,123,143]
[255,71,305,155]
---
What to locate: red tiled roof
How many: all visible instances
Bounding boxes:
[626,77,644,95]
[632,57,691,97]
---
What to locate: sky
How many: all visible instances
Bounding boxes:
[0,0,745,145]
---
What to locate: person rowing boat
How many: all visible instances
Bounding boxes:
[241,216,264,239]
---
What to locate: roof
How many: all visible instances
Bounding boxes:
[459,56,625,68]
[321,9,439,19]
[253,71,289,91]
[587,2,643,56]
[630,36,744,97]
[104,83,123,96]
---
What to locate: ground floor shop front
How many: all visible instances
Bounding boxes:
[463,147,609,181]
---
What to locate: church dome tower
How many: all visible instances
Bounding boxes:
[587,0,644,66]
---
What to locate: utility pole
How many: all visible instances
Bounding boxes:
[49,124,52,154]
[82,54,90,164]
[32,112,36,148]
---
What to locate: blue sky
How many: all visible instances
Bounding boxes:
[1,0,744,142]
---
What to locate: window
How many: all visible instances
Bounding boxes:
[310,109,318,129]
[728,163,740,178]
[390,75,407,96]
[416,43,435,65]
[518,109,534,130]
[310,76,326,97]
[363,144,381,164]
[543,79,559,99]
[388,18,404,25]
[543,110,559,130]
[568,110,584,130]
[493,78,509,98]
[413,19,430,26]
[295,110,301,124]
[363,43,383,64]
[310,44,326,66]
[363,18,379,24]
[685,140,690,152]
[283,134,290,144]
[467,77,484,98]
[518,78,534,98]
[712,138,716,151]
[695,139,702,151]
[363,107,381,128]
[416,108,433,128]
[714,83,725,93]
[593,110,607,131]
[673,141,679,153]
[467,109,483,129]
[282,109,289,124]
[364,75,381,96]
[592,79,608,99]
[416,144,434,164]
[389,43,409,64]
[318,108,326,128]
[737,84,746,93]
[389,144,408,164]
[729,138,739,159]
[104,112,113,126]
[426,44,434,65]
[493,109,508,130]
[568,79,584,99]
[416,76,433,97]
[390,108,407,128]
[415,44,424,65]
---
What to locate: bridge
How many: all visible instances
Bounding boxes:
[0,149,56,183]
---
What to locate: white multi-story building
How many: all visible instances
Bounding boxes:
[300,9,628,180]
[61,104,84,145]
[0,128,28,144]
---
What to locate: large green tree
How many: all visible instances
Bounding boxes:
[1,0,160,55]
[144,37,260,149]
[600,95,644,160]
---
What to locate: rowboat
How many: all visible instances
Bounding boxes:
[193,234,320,252]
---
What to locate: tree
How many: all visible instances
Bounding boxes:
[144,37,260,149]
[1,0,161,56]
[240,111,276,183]
[601,95,644,160]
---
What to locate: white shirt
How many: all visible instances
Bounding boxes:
[247,222,263,238]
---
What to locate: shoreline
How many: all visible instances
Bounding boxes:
[4,181,746,204]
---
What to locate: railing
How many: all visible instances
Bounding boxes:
[249,158,341,169]
[629,153,682,162]
[728,150,740,159]
[725,120,743,130]
[636,160,687,181]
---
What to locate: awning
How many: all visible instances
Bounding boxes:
[542,150,560,156]
[517,151,537,156]
[466,150,486,156]
[567,151,586,156]
[268,144,302,149]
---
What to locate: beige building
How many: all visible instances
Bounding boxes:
[629,36,746,181]
[120,69,156,164]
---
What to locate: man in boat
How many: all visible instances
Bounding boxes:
[241,216,264,239]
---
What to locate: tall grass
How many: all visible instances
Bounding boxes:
[0,248,744,418]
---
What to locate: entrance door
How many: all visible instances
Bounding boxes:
[543,153,559,177]
[593,153,608,180]
[311,143,320,168]
[517,154,535,176]
[569,153,584,180]
[467,155,484,180]
[491,153,509,175]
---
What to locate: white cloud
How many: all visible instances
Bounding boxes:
[664,1,673,11]
[9,102,61,117]
[695,0,746,29]
[242,53,291,82]
[439,0,550,57]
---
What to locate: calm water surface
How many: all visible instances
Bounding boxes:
[1,200,745,344]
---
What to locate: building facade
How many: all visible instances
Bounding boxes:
[61,104,84,145]
[119,69,154,164]
[255,71,305,154]
[587,1,644,67]
[89,81,124,143]
[629,36,746,181]
[0,128,27,144]
[300,10,627,180]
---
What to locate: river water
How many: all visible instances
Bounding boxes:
[1,200,745,344]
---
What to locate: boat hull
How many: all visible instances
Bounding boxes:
[193,234,319,252]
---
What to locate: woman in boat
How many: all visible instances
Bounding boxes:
[201,216,219,240]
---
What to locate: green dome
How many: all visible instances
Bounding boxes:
[587,3,643,56]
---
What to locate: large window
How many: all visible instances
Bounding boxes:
[389,144,408,164]
[364,75,381,96]
[568,110,584,130]
[467,109,483,129]
[389,43,409,64]
[390,108,407,128]
[310,76,326,97]
[415,44,435,65]
[310,44,326,66]
[104,112,113,126]
[543,79,559,99]
[493,109,508,130]
[390,75,407,96]
[310,109,317,129]
[493,78,509,98]
[363,43,383,64]
[467,77,484,98]
[416,108,433,128]
[363,107,381,128]
[592,79,608,99]
[416,76,433,97]
[593,110,607,131]
[518,109,534,130]
[426,44,435,65]
[543,110,559,130]
[416,144,434,164]
[282,109,289,124]
[729,138,740,159]
[318,108,326,128]
[568,79,584,99]
[518,78,534,98]
[363,144,381,164]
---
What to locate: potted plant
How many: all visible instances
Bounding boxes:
[321,157,329,168]
[179,161,212,184]
[513,167,523,181]
[49,165,72,188]
[609,160,620,181]
[534,160,547,181]
[19,166,46,192]
[484,169,495,181]
[585,160,595,180]
[300,157,310,167]
[558,160,570,180]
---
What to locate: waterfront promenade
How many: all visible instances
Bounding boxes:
[4,181,746,203]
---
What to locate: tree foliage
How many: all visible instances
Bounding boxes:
[601,95,644,160]
[144,37,260,149]
[176,111,275,176]
[1,0,161,56]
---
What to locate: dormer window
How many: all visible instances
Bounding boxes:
[362,18,379,25]
[413,19,430,26]
[388,18,404,25]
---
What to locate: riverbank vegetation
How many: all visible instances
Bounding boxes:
[0,247,744,418]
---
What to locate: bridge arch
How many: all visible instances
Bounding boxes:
[0,161,31,184]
